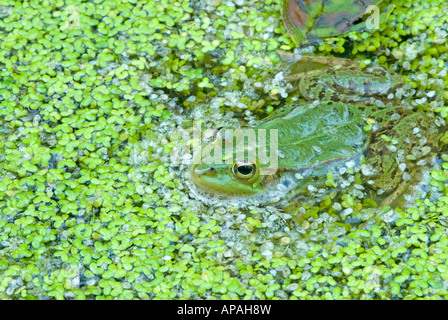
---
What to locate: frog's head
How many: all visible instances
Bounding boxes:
[188,126,281,200]
[189,159,266,196]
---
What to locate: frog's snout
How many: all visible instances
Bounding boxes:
[190,164,218,182]
[189,163,223,194]
[191,164,213,175]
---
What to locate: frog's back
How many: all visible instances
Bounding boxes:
[257,101,368,171]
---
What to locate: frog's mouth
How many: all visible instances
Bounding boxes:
[186,163,290,207]
[189,163,264,196]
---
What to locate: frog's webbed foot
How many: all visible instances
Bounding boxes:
[277,51,359,68]
[374,171,419,211]
[276,50,302,64]
[284,55,360,82]
[279,53,403,103]
[277,51,358,81]
[365,112,439,210]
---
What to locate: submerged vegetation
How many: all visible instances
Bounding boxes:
[0,0,448,299]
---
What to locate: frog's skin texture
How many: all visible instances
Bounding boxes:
[286,56,403,102]
[189,55,439,206]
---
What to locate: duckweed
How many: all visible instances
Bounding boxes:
[0,0,448,300]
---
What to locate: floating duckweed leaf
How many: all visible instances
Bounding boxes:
[0,5,12,19]
[282,0,393,45]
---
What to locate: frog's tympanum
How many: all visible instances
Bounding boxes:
[189,56,440,207]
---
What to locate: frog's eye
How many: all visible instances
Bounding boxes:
[233,160,257,180]
[213,127,223,140]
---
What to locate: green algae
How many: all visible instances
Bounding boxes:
[0,0,448,300]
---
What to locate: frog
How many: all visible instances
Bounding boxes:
[188,55,440,207]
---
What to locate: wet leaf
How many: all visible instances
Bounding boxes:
[282,0,394,45]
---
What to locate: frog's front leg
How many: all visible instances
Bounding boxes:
[283,54,403,102]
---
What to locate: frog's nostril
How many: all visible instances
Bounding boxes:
[208,167,217,175]
[193,166,216,176]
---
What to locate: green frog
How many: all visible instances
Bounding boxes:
[188,55,439,207]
